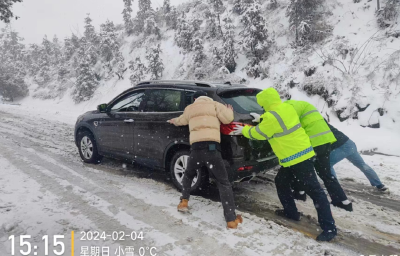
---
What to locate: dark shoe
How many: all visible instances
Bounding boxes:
[331,201,353,212]
[376,184,388,192]
[275,209,301,221]
[293,191,307,201]
[316,229,337,242]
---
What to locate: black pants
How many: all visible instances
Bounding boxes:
[314,144,348,203]
[181,142,237,222]
[275,159,336,232]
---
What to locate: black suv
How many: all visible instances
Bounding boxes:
[74,80,278,192]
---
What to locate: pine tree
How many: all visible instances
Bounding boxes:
[122,0,134,35]
[146,44,164,80]
[174,14,194,51]
[222,17,237,73]
[129,57,146,85]
[240,1,270,78]
[208,0,224,37]
[206,13,219,39]
[233,0,254,15]
[0,27,28,101]
[167,7,178,29]
[83,14,99,64]
[0,0,23,23]
[64,34,80,61]
[163,0,171,14]
[73,43,98,103]
[192,38,207,79]
[84,14,97,44]
[35,35,52,85]
[135,0,153,33]
[286,0,325,45]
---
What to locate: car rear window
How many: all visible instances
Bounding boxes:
[219,89,264,114]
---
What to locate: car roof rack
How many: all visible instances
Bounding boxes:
[137,80,214,87]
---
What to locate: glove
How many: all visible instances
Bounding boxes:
[232,124,244,135]
[250,112,261,123]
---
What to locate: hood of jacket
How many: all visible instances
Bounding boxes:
[256,88,282,111]
[194,96,213,103]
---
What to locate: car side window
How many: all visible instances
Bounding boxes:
[184,91,195,107]
[142,89,182,112]
[111,91,145,112]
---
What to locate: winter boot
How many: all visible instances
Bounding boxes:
[275,209,301,221]
[227,214,243,229]
[331,201,353,212]
[294,191,307,202]
[376,184,388,192]
[177,199,189,212]
[316,229,337,242]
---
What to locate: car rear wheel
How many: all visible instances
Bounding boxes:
[170,150,208,193]
[77,130,103,164]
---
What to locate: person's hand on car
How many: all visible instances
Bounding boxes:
[232,124,244,135]
[167,119,175,124]
[250,113,261,123]
[225,104,233,111]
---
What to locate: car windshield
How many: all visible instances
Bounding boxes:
[219,89,264,114]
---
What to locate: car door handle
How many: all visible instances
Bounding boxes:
[124,119,134,123]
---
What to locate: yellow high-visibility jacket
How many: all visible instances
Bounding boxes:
[242,88,315,167]
[285,100,336,147]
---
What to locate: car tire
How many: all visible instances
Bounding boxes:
[77,130,103,164]
[169,150,208,193]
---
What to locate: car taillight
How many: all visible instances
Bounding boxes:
[220,122,249,135]
[237,166,254,172]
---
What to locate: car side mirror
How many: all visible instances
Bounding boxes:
[97,103,108,113]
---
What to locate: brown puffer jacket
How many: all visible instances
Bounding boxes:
[173,96,234,144]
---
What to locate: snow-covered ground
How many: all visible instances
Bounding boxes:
[1,94,400,255]
[0,106,364,256]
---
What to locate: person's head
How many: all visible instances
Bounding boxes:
[256,88,282,111]
[193,90,207,100]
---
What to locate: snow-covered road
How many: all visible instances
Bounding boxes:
[0,107,399,256]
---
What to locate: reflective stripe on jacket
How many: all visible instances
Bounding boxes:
[242,88,315,167]
[285,100,336,147]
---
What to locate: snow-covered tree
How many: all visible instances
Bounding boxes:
[174,14,195,51]
[0,27,28,100]
[166,6,178,29]
[144,12,161,37]
[240,1,270,78]
[129,57,147,85]
[233,0,254,15]
[192,38,207,79]
[84,14,98,44]
[83,14,99,65]
[64,34,80,61]
[208,0,224,37]
[73,44,98,103]
[222,17,237,73]
[99,20,124,79]
[0,0,23,23]
[286,0,326,45]
[122,0,134,35]
[146,44,164,80]
[206,13,219,39]
[163,0,171,15]
[134,0,153,33]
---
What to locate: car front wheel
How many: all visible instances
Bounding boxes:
[170,150,208,193]
[77,130,103,164]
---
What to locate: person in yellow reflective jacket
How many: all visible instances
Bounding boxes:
[284,100,352,211]
[233,88,337,242]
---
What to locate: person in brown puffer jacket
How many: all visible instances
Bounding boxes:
[167,90,243,229]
